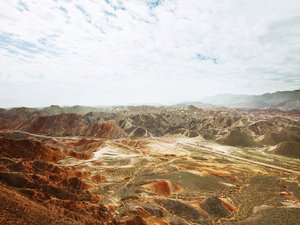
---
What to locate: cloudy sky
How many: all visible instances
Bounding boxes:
[0,0,300,107]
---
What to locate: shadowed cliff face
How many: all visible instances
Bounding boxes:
[0,107,300,224]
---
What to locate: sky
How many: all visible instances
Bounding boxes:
[0,0,300,107]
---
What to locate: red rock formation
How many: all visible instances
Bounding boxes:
[142,180,182,196]
[0,137,64,161]
[1,113,126,138]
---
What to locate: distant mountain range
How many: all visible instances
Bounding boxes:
[200,89,300,110]
[1,90,299,112]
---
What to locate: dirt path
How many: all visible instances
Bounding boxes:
[178,142,300,176]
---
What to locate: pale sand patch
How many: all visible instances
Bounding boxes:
[93,146,141,160]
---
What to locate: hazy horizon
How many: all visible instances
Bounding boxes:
[1,0,300,107]
[1,88,299,109]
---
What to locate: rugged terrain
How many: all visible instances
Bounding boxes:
[0,106,299,224]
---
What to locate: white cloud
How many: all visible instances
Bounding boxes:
[0,0,300,107]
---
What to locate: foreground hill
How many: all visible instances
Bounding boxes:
[0,132,299,224]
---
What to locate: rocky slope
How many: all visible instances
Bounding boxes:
[0,132,299,224]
